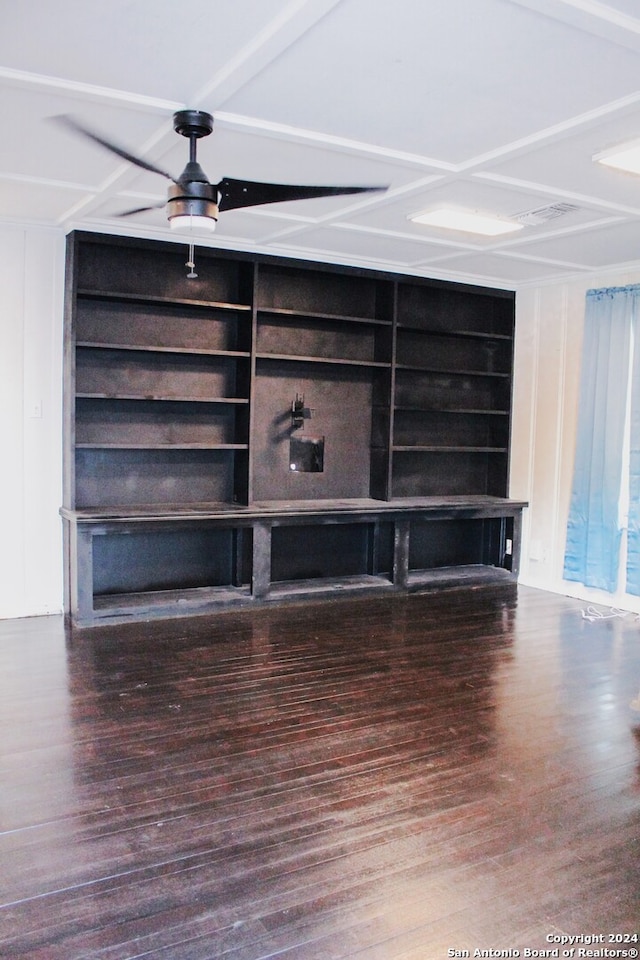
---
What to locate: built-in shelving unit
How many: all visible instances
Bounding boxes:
[390,280,513,500]
[62,232,525,627]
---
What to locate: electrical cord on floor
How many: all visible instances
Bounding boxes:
[580,605,636,621]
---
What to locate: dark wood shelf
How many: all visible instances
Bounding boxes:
[93,584,252,617]
[393,445,508,453]
[61,496,528,523]
[75,442,249,450]
[407,564,514,588]
[268,574,394,600]
[76,341,251,359]
[255,352,391,368]
[395,364,510,378]
[76,392,249,404]
[393,405,509,415]
[77,289,252,312]
[258,306,393,327]
[396,323,512,341]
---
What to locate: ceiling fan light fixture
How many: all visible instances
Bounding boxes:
[169,212,217,233]
[593,139,640,176]
[167,192,219,233]
[409,207,522,236]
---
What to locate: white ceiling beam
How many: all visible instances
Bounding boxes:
[0,65,182,112]
[213,111,456,170]
[507,0,640,51]
[457,90,640,171]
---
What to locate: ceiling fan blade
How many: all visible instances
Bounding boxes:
[115,201,167,217]
[217,177,387,212]
[53,115,176,182]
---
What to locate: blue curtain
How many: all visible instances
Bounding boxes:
[627,312,640,595]
[563,285,637,592]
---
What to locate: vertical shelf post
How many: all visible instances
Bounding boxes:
[71,524,95,623]
[252,520,272,599]
[393,518,410,589]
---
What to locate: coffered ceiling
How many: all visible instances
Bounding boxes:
[4,0,640,288]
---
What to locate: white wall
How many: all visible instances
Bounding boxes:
[0,225,65,619]
[511,266,640,614]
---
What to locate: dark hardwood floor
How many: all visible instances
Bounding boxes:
[0,585,639,959]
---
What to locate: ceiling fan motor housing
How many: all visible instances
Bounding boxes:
[166,182,220,223]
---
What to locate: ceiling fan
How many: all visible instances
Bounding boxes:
[57,109,387,233]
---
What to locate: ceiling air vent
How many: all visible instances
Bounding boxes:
[514,202,579,226]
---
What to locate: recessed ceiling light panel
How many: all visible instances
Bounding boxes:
[594,139,640,176]
[409,207,523,236]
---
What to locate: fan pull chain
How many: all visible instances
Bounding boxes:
[185,242,197,279]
